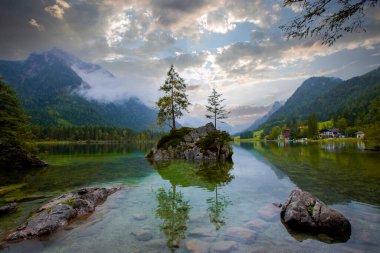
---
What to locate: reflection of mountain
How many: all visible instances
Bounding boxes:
[240,142,380,206]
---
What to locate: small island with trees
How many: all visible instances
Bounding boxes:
[147,65,233,161]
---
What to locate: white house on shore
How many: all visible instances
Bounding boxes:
[356,131,365,139]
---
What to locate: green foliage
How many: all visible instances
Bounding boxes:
[156,65,190,130]
[307,113,318,138]
[196,130,231,153]
[156,127,193,149]
[364,123,380,148]
[0,80,30,146]
[205,88,229,129]
[337,117,348,134]
[268,126,281,140]
[30,125,162,142]
[280,0,379,46]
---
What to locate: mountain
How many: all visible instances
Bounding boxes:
[178,115,234,133]
[260,68,380,131]
[0,48,156,131]
[243,101,283,132]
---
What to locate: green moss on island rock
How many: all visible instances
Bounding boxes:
[196,130,231,153]
[157,127,193,149]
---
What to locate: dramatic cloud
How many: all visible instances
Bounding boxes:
[0,0,380,127]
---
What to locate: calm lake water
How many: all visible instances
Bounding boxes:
[0,142,379,252]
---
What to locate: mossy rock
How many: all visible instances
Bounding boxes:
[157,127,193,149]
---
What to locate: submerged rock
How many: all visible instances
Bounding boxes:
[132,229,153,241]
[147,123,233,161]
[0,203,18,216]
[6,187,119,241]
[224,227,256,244]
[185,239,210,253]
[280,188,351,242]
[211,241,238,253]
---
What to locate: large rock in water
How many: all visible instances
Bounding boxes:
[148,123,233,161]
[0,144,47,170]
[6,187,119,241]
[280,189,351,241]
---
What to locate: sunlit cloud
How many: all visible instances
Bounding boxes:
[29,18,44,31]
[44,0,71,20]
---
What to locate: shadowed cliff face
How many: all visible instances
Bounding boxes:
[239,141,380,206]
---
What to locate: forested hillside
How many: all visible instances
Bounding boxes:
[0,49,157,131]
[260,68,380,133]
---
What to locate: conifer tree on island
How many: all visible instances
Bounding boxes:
[206,88,229,130]
[156,65,190,130]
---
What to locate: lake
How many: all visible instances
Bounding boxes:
[0,142,379,252]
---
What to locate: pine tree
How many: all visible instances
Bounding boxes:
[307,113,318,139]
[0,79,30,146]
[205,88,229,129]
[156,65,190,130]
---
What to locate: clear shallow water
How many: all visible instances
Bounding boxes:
[0,142,379,252]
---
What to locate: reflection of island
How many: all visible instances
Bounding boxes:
[151,160,234,249]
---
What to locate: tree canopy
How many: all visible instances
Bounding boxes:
[280,0,379,45]
[0,79,30,146]
[156,65,190,130]
[205,88,229,129]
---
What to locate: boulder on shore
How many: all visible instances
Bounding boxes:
[0,144,47,170]
[280,189,351,242]
[6,187,119,241]
[147,123,233,161]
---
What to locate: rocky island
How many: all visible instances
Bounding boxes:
[147,123,233,161]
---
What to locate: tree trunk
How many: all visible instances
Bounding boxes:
[214,110,217,130]
[171,82,176,130]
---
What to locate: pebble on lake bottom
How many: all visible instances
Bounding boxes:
[224,227,256,244]
[131,229,153,241]
[210,240,238,253]
[185,239,210,253]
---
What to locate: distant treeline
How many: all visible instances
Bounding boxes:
[30,125,163,142]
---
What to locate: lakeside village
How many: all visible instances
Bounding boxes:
[235,119,367,145]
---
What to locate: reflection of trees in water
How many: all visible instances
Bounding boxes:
[155,186,189,252]
[195,161,234,231]
[152,160,234,235]
[207,186,231,230]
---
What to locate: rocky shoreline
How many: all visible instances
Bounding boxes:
[6,187,120,241]
[0,144,47,171]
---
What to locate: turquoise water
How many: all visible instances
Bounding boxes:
[0,142,379,252]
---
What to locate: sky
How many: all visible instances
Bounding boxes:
[0,0,380,127]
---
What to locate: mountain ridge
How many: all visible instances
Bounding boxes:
[0,49,157,131]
